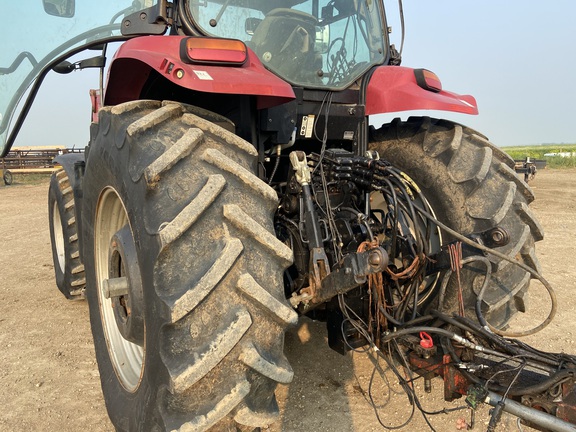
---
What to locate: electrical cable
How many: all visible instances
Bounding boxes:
[389,341,438,432]
[411,202,557,337]
[368,349,417,430]
[484,360,526,393]
[293,143,566,429]
[372,176,427,322]
[338,294,468,430]
[434,311,564,372]
[370,163,554,337]
[267,148,281,185]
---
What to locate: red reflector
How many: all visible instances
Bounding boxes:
[180,37,247,66]
[414,68,442,92]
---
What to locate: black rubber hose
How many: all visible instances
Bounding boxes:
[382,320,576,396]
[398,314,435,328]
[430,310,491,342]
[441,334,573,397]
[504,369,575,397]
[450,314,560,368]
[378,304,403,327]
[463,255,493,329]
[440,326,563,397]
[412,203,557,337]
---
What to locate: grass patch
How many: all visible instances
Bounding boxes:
[501,144,576,168]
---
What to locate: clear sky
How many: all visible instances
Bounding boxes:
[13,1,576,148]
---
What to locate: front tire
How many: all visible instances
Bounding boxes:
[83,100,296,431]
[369,117,543,327]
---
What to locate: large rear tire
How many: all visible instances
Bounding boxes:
[82,100,296,431]
[369,117,543,327]
[48,169,85,299]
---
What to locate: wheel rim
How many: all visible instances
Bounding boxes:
[95,187,144,392]
[52,200,66,273]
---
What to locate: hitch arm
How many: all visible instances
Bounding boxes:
[289,151,331,304]
[288,151,388,310]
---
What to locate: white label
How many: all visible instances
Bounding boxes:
[300,115,315,138]
[193,70,213,80]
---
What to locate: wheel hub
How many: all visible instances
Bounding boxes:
[104,225,145,346]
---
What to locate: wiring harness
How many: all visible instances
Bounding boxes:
[292,148,567,430]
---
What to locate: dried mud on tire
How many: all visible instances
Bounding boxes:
[1,168,575,432]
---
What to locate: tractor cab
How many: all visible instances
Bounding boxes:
[188,0,387,89]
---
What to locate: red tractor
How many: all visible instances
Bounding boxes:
[3,1,573,431]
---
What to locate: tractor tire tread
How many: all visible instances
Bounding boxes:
[370,117,542,327]
[86,100,294,432]
[48,168,85,300]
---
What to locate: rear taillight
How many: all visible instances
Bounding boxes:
[180,37,247,66]
[414,69,442,92]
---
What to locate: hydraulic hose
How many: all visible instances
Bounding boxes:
[413,203,557,337]
[381,326,504,359]
[439,326,573,397]
[433,310,562,368]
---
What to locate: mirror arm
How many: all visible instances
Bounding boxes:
[52,55,106,74]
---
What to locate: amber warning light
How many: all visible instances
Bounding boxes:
[414,68,443,93]
[180,37,247,66]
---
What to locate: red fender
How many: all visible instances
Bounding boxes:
[104,36,295,109]
[365,66,478,116]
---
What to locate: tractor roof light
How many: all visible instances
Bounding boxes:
[180,37,247,66]
[414,69,443,93]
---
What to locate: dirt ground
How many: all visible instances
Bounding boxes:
[0,169,575,432]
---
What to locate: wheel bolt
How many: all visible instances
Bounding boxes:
[489,227,510,246]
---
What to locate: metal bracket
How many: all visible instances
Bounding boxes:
[122,3,168,36]
[295,247,389,311]
[316,247,388,301]
[53,55,106,74]
[289,151,311,186]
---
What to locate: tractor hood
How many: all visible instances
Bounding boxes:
[0,1,155,157]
